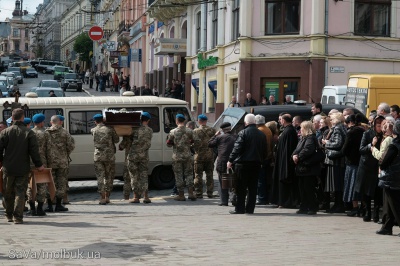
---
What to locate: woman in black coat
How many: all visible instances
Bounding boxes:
[353,115,384,222]
[376,121,400,236]
[292,121,321,215]
[342,114,365,216]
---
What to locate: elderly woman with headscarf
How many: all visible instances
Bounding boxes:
[375,120,400,236]
[353,115,385,222]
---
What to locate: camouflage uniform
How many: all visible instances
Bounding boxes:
[91,123,119,193]
[46,124,75,198]
[119,136,133,197]
[193,125,217,196]
[127,125,153,195]
[167,125,194,191]
[27,126,51,203]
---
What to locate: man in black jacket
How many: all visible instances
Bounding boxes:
[208,122,237,206]
[244,93,257,106]
[227,114,267,214]
[0,108,44,224]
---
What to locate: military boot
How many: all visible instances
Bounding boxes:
[27,201,37,216]
[174,191,186,201]
[99,193,107,205]
[105,192,110,204]
[55,197,69,212]
[63,193,70,205]
[129,193,140,203]
[188,187,197,201]
[36,202,47,216]
[44,199,53,212]
[143,190,151,204]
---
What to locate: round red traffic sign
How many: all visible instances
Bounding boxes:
[88,26,104,41]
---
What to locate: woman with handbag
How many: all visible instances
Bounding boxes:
[292,121,321,215]
[321,112,347,213]
[376,120,400,236]
[353,115,384,222]
[342,114,365,216]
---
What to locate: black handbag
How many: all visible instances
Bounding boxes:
[327,149,343,160]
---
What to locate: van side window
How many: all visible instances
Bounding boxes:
[321,96,327,104]
[3,108,63,128]
[111,107,160,132]
[69,111,101,135]
[328,96,335,104]
[163,107,191,133]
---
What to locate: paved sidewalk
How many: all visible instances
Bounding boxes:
[81,82,124,97]
[1,180,399,265]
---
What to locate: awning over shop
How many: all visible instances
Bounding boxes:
[208,80,217,98]
[191,79,199,95]
[111,62,122,69]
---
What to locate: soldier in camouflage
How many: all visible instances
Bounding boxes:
[45,115,75,212]
[119,135,132,200]
[193,114,217,198]
[118,108,132,200]
[166,114,196,201]
[26,114,51,216]
[91,114,119,204]
[127,112,153,203]
[0,108,44,224]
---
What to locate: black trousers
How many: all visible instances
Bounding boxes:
[381,188,400,231]
[298,175,319,212]
[234,163,260,214]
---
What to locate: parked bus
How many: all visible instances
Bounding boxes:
[346,74,400,115]
[0,96,194,189]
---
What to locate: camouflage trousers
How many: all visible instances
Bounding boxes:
[194,161,214,195]
[3,173,29,220]
[122,162,132,197]
[94,161,115,193]
[27,183,47,203]
[172,160,194,191]
[52,168,69,199]
[128,160,148,195]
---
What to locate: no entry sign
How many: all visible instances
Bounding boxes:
[88,26,104,41]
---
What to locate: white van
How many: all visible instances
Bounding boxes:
[321,85,347,105]
[0,96,194,189]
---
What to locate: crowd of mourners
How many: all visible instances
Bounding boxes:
[211,101,400,237]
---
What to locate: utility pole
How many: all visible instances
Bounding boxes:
[201,3,207,114]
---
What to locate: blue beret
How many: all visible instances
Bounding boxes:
[198,114,208,121]
[23,117,31,125]
[32,114,45,124]
[93,114,103,120]
[57,115,65,121]
[141,112,151,119]
[176,114,185,120]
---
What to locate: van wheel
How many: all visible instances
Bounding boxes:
[151,166,175,190]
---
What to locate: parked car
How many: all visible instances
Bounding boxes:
[62,73,83,92]
[29,87,65,97]
[8,69,23,84]
[0,76,19,97]
[25,67,38,78]
[0,80,8,97]
[31,80,62,91]
[1,72,17,83]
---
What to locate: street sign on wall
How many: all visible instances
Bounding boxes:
[88,26,104,41]
[106,41,117,51]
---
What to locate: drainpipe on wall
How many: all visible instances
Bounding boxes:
[201,3,207,114]
[324,0,329,86]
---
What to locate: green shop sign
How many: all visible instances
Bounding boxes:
[197,53,218,69]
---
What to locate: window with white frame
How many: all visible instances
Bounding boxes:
[212,1,218,48]
[196,12,201,51]
[232,0,240,40]
[13,28,20,37]
[354,0,390,37]
[265,0,300,35]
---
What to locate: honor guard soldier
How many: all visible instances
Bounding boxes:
[166,114,197,201]
[127,112,153,203]
[193,114,217,198]
[91,114,119,204]
[118,109,133,200]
